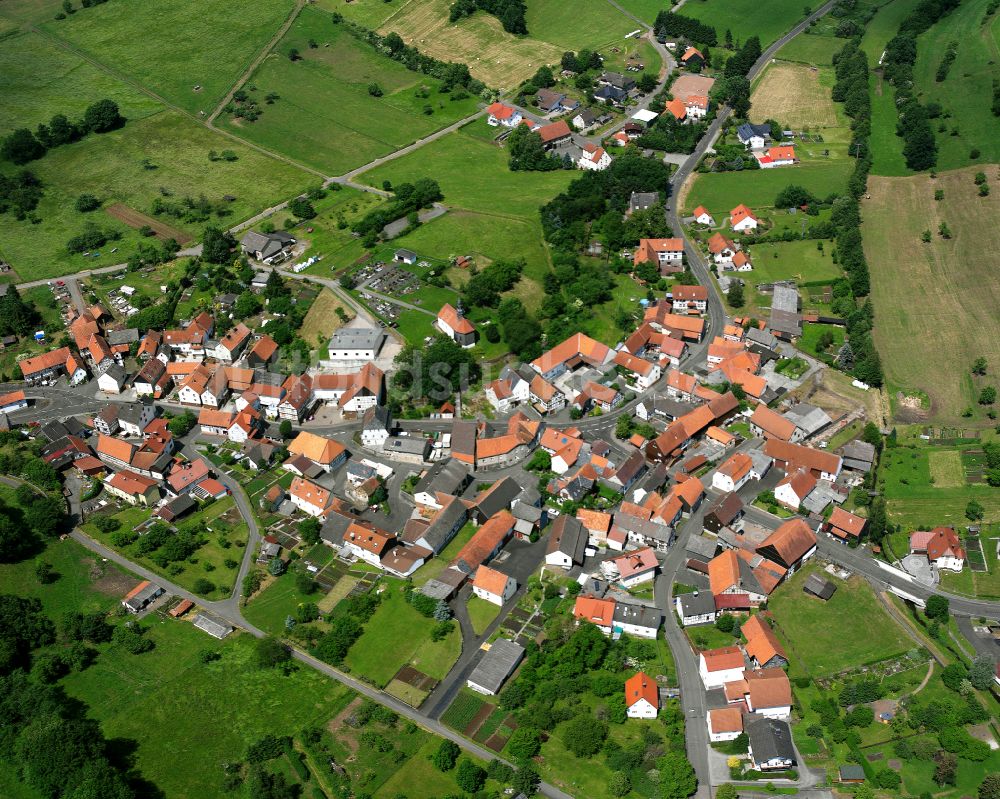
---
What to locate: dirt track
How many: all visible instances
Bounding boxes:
[105,202,193,244]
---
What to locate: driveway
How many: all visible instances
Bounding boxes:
[900,554,938,586]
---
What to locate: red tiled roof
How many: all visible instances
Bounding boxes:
[625,671,659,709]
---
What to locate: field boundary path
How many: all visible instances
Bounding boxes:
[206,0,306,126]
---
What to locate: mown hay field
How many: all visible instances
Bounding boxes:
[863,166,1000,421]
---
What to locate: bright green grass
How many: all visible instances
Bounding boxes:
[777,32,845,65]
[43,0,297,114]
[865,734,1000,798]
[681,0,807,47]
[611,0,670,25]
[911,0,1000,170]
[869,81,910,175]
[81,497,247,600]
[0,537,130,618]
[798,321,846,357]
[299,188,384,270]
[685,159,854,216]
[344,579,460,685]
[64,626,355,798]
[0,110,309,280]
[388,209,553,285]
[218,10,480,175]
[769,563,911,677]
[862,0,925,175]
[243,569,332,635]
[524,0,638,52]
[466,595,501,635]
[359,124,575,221]
[312,0,401,27]
[749,239,842,283]
[373,739,473,799]
[0,29,163,137]
[879,444,1000,526]
[860,0,924,63]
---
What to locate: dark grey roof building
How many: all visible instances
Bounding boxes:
[467,639,525,695]
[747,717,796,771]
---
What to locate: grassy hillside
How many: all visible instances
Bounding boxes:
[863,166,1000,422]
[0,110,310,280]
[680,0,808,47]
[40,0,297,113]
[217,10,480,175]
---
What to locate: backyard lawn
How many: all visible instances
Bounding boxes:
[684,158,853,219]
[466,595,500,635]
[769,563,911,677]
[344,579,461,684]
[243,569,333,635]
[879,441,1000,526]
[81,496,248,600]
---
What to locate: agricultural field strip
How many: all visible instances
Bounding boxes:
[206,0,307,124]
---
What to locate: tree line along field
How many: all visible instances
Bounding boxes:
[216,9,481,176]
[34,0,298,115]
[866,0,1000,176]
[910,0,1000,170]
[862,166,1000,423]
[0,110,310,280]
[375,0,639,88]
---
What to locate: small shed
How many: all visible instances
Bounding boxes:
[839,765,865,783]
[193,613,234,639]
[394,249,417,265]
[803,573,836,601]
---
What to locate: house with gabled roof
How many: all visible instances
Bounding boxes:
[910,527,965,572]
[578,143,611,171]
[680,46,704,68]
[288,476,332,517]
[545,515,587,569]
[707,232,737,265]
[19,346,72,385]
[288,431,347,472]
[756,518,816,572]
[742,614,788,671]
[737,122,771,150]
[692,205,715,226]
[730,204,759,232]
[472,564,517,606]
[708,707,744,742]
[105,469,160,506]
[436,303,477,348]
[774,467,817,511]
[826,507,867,542]
[755,145,796,169]
[634,237,684,271]
[573,594,616,633]
[699,646,746,689]
[625,672,659,719]
[240,232,296,263]
[486,102,521,127]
